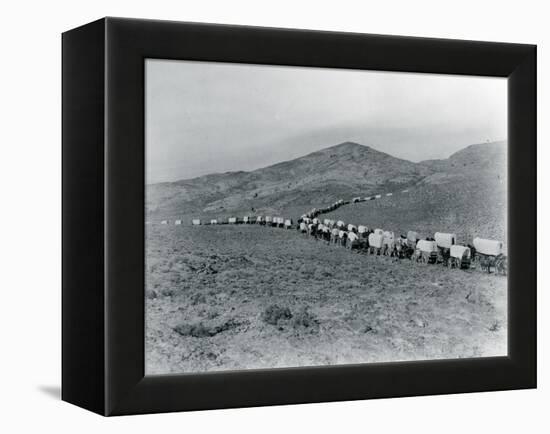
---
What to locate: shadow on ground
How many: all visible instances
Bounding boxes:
[38,385,61,400]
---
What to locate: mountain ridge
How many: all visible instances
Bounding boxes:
[146,140,506,221]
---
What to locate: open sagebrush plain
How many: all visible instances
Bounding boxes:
[146,224,506,374]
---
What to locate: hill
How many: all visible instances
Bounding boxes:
[146,141,431,220]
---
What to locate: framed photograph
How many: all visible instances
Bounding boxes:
[62,17,536,416]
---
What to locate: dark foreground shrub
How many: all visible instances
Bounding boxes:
[173,322,211,338]
[291,307,319,330]
[173,318,243,338]
[261,304,292,326]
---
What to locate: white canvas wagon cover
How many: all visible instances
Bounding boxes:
[417,239,438,253]
[450,245,471,259]
[374,228,384,236]
[174,219,182,225]
[192,219,201,225]
[435,232,456,249]
[368,233,383,248]
[407,231,418,243]
[473,237,502,256]
[358,225,368,233]
[383,231,394,246]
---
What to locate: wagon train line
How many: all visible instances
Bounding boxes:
[150,189,507,275]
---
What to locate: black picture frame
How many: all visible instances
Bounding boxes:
[62,17,536,416]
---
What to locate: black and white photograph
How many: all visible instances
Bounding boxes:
[145,59,508,375]
[0,0,542,428]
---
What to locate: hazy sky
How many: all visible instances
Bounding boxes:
[146,59,507,184]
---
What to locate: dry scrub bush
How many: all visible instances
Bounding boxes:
[261,304,292,326]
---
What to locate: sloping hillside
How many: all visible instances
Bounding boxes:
[146,141,431,220]
[323,141,507,245]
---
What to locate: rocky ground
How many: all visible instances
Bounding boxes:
[145,224,507,374]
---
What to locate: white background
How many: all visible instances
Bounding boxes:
[0,0,546,432]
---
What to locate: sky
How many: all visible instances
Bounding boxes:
[146,59,507,184]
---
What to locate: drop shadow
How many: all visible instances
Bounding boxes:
[38,385,61,400]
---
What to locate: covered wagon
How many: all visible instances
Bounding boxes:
[473,237,505,274]
[368,232,384,254]
[192,219,201,226]
[337,230,347,247]
[210,219,218,225]
[434,232,456,249]
[415,239,438,264]
[174,219,182,225]
[450,245,471,269]
[417,239,437,253]
[407,230,418,245]
[284,219,293,229]
[358,225,369,238]
[434,232,456,265]
[382,231,395,255]
[347,231,360,249]
[473,237,502,256]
